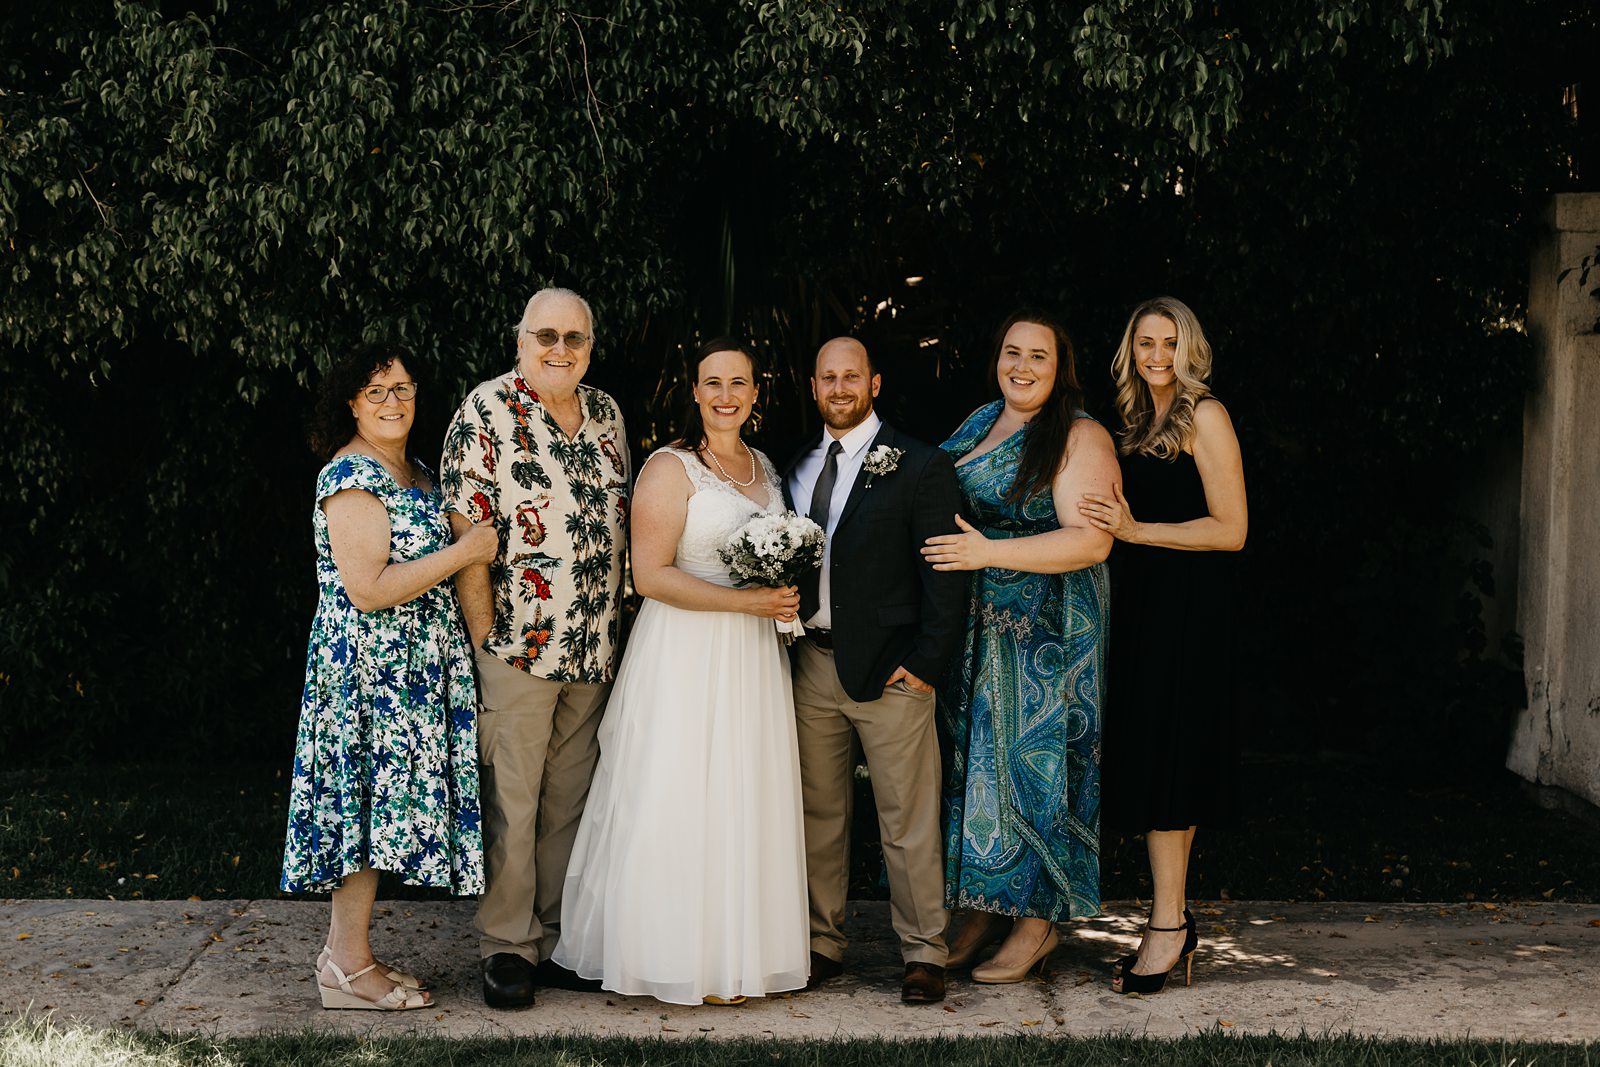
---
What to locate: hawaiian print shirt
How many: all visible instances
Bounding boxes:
[441,372,631,684]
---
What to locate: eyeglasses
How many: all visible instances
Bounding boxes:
[525,328,592,349]
[361,382,418,404]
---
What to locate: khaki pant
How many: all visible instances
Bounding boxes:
[474,649,610,962]
[793,640,948,966]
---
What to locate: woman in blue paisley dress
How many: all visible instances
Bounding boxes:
[281,344,498,1011]
[921,309,1120,983]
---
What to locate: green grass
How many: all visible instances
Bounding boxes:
[3,753,1598,904]
[1,1015,1596,1067]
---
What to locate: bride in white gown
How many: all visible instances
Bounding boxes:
[553,340,810,1005]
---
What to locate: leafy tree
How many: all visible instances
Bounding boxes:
[1,0,1589,766]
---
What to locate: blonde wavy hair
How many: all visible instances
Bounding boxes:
[1110,296,1213,459]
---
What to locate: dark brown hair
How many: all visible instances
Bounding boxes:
[308,342,419,459]
[988,309,1085,504]
[669,337,759,455]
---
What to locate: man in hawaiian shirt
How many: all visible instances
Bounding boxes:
[441,286,630,1009]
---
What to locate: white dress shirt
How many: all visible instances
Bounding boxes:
[788,411,882,630]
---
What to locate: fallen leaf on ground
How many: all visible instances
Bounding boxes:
[1587,919,1600,928]
[978,1020,1000,1027]
[660,1025,678,1032]
[943,1005,956,1013]
[1218,1019,1234,1028]
[1363,915,1382,923]
[16,933,30,940]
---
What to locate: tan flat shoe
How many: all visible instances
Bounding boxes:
[317,945,426,990]
[319,959,430,1011]
[702,994,748,1006]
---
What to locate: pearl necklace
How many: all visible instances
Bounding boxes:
[705,439,758,487]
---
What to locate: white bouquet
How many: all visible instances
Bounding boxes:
[719,511,826,643]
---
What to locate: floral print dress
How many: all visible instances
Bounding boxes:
[280,455,484,894]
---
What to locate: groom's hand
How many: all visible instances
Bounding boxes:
[887,666,933,694]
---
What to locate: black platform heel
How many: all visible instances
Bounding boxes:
[1113,907,1197,994]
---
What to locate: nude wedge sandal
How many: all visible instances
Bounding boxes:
[319,959,430,1011]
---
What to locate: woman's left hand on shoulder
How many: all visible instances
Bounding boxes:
[1078,484,1138,541]
[922,514,992,571]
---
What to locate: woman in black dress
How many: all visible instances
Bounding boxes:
[1077,296,1248,995]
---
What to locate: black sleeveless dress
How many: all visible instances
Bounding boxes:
[1103,449,1238,832]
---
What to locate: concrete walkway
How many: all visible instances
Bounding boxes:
[3,899,1597,1042]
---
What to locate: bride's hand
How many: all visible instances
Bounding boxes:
[745,585,801,621]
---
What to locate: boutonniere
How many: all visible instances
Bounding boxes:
[862,445,905,487]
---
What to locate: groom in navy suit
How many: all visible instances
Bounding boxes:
[783,337,967,1004]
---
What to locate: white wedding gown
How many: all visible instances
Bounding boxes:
[552,447,809,1004]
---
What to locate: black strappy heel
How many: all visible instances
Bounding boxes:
[1113,906,1197,994]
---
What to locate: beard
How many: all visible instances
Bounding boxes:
[818,393,872,431]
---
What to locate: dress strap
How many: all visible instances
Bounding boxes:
[646,447,719,494]
[752,448,784,505]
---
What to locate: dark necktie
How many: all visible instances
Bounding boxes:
[808,440,844,532]
[800,439,843,624]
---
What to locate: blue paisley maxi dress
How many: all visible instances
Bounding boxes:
[280,455,485,894]
[937,401,1108,920]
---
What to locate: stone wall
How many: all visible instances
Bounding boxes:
[1507,192,1600,811]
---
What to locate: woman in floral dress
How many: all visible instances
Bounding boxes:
[281,344,497,1011]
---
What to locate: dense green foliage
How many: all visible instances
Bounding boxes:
[1,1,1591,763]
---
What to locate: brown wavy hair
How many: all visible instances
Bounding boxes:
[308,342,419,459]
[988,309,1085,504]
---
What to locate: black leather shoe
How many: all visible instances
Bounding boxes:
[900,962,946,1004]
[805,951,844,990]
[482,952,536,1009]
[535,958,604,993]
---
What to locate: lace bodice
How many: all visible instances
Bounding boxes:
[650,446,785,586]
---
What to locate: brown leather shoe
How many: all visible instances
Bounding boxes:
[900,962,946,1004]
[805,951,844,990]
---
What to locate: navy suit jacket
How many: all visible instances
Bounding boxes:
[782,421,969,703]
